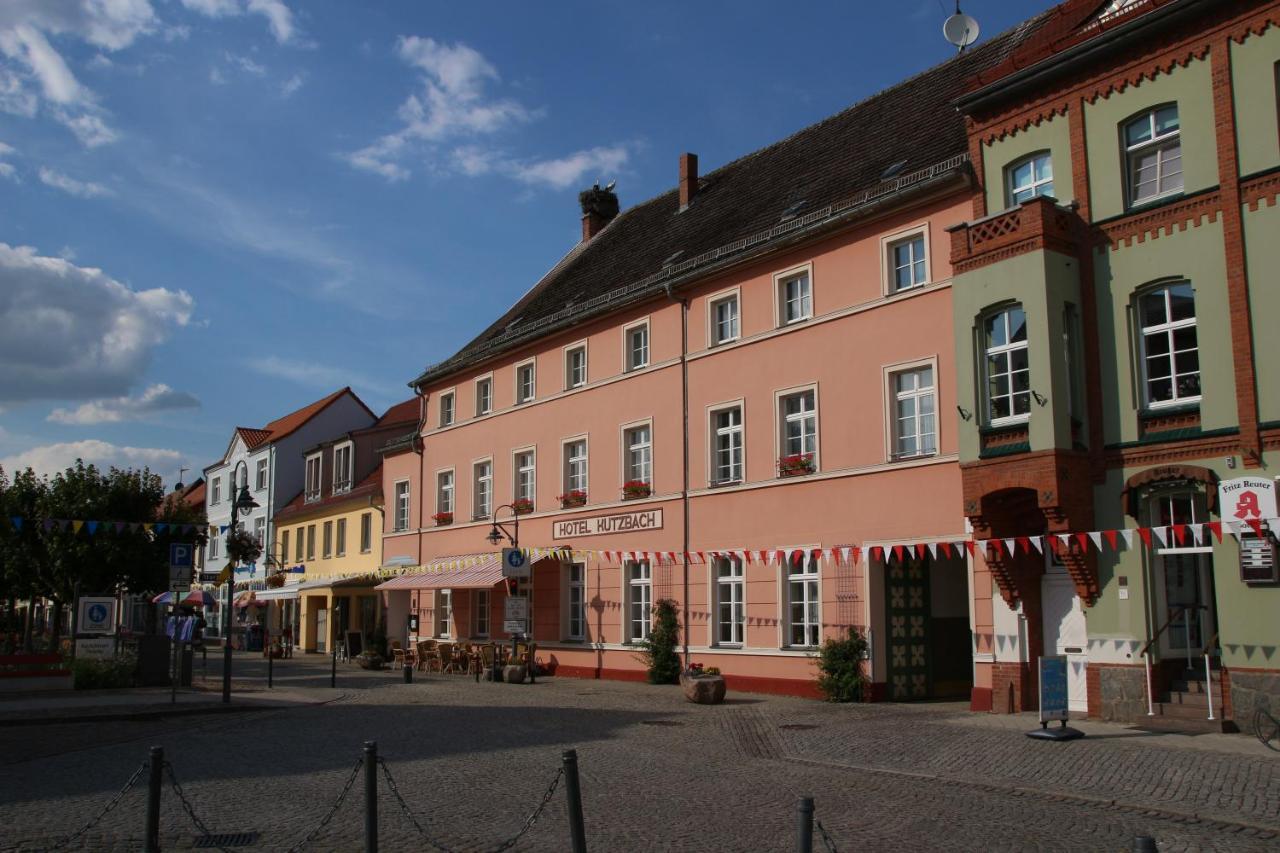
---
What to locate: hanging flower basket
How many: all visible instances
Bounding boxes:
[622,480,652,500]
[431,512,453,526]
[265,572,285,589]
[558,490,588,509]
[777,453,815,477]
[512,498,534,515]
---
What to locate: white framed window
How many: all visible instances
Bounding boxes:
[475,376,493,416]
[393,480,410,531]
[360,512,372,553]
[255,458,269,491]
[1007,152,1054,206]
[336,518,346,557]
[623,423,652,487]
[514,449,536,505]
[710,404,744,484]
[1125,104,1182,207]
[983,305,1030,425]
[625,560,652,642]
[436,469,454,515]
[305,524,316,561]
[439,390,455,427]
[563,437,588,497]
[707,289,740,346]
[775,265,813,326]
[211,477,221,505]
[436,589,453,638]
[254,516,265,546]
[565,342,588,389]
[777,388,818,469]
[332,442,353,494]
[304,453,322,502]
[294,527,304,561]
[1138,281,1200,408]
[322,521,333,558]
[888,363,937,459]
[473,459,492,520]
[566,562,586,640]
[515,360,536,404]
[886,231,928,292]
[209,536,219,559]
[624,320,649,371]
[280,529,290,564]
[714,555,745,646]
[473,589,490,638]
[786,552,820,648]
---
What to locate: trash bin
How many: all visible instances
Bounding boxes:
[178,644,194,687]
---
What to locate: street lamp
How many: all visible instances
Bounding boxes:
[486,505,529,683]
[222,483,260,703]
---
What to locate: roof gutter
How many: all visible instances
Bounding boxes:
[957,0,1211,114]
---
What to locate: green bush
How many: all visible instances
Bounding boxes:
[72,655,137,690]
[815,628,869,702]
[639,598,681,684]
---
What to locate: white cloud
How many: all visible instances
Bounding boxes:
[209,66,225,85]
[248,355,401,398]
[179,0,295,44]
[225,51,265,76]
[449,144,630,191]
[56,110,119,146]
[0,24,87,105]
[0,439,184,479]
[0,162,15,181]
[280,72,303,97]
[39,166,113,198]
[0,243,193,402]
[0,1,158,53]
[48,383,200,424]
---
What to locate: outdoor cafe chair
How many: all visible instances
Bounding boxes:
[390,640,406,667]
[437,642,455,674]
[415,640,435,672]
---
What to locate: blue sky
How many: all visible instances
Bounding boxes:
[0,0,1049,486]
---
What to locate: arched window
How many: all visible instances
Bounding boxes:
[983,305,1030,425]
[1006,151,1054,206]
[1124,104,1182,206]
[1137,281,1200,408]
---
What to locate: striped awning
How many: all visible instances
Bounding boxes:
[375,553,504,591]
[297,575,379,592]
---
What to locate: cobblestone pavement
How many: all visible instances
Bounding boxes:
[1,653,1277,852]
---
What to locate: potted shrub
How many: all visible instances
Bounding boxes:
[680,663,726,705]
[777,453,815,477]
[354,651,385,670]
[622,480,652,500]
[431,511,453,526]
[512,498,534,515]
[558,490,588,509]
[638,599,681,684]
[814,627,869,702]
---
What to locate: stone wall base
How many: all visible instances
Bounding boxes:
[1227,668,1280,735]
[1090,663,1148,722]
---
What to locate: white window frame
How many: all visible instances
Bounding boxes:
[562,435,589,498]
[773,262,813,327]
[1137,281,1201,410]
[436,589,453,639]
[774,384,820,472]
[713,555,745,647]
[708,401,745,485]
[304,452,322,503]
[512,447,536,506]
[706,286,741,347]
[281,529,290,564]
[472,588,490,638]
[332,441,353,494]
[566,562,586,640]
[336,517,346,557]
[254,516,265,546]
[624,559,652,643]
[784,550,821,649]
[209,536,219,559]
[563,340,588,390]
[322,520,333,559]
[306,524,316,561]
[393,480,410,532]
[438,389,456,428]
[1124,104,1183,208]
[983,305,1031,427]
[514,359,536,405]
[436,468,454,516]
[360,512,372,553]
[255,458,269,492]
[882,225,931,294]
[295,526,304,561]
[883,357,939,461]
[474,374,493,417]
[211,477,221,505]
[620,419,653,489]
[1005,151,1055,206]
[472,458,493,521]
[623,319,650,372]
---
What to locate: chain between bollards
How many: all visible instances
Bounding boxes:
[364,741,378,853]
[796,796,814,853]
[145,745,163,853]
[562,749,587,853]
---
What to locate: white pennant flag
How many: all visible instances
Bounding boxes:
[1191,524,1204,547]
[1120,529,1134,549]
[1056,534,1071,551]
[926,542,938,560]
[1088,531,1103,552]
[1003,538,1017,557]
[840,546,852,565]
[1030,536,1044,555]
[1224,521,1241,541]
[1151,526,1169,547]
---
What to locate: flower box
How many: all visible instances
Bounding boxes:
[512,498,534,515]
[558,490,587,509]
[777,453,815,477]
[431,512,453,526]
[680,666,726,705]
[621,480,651,500]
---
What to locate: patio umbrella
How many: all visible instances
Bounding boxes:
[151,590,175,605]
[151,589,217,607]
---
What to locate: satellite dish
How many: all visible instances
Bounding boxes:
[943,12,980,50]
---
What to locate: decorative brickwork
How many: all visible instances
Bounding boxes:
[1099,190,1222,249]
[1138,407,1202,440]
[1242,170,1280,211]
[950,196,1081,274]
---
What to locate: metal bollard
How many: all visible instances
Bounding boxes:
[1133,837,1158,853]
[402,663,413,683]
[268,639,273,689]
[562,749,587,853]
[331,644,337,688]
[364,741,378,853]
[796,796,814,853]
[145,746,163,853]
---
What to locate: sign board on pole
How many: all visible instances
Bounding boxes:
[169,566,194,593]
[501,547,530,578]
[75,637,116,660]
[503,596,528,634]
[1038,656,1070,724]
[1220,477,1278,523]
[169,542,194,568]
[77,597,117,634]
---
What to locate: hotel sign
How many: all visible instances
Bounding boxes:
[552,508,663,540]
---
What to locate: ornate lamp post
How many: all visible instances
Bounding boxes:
[486,505,525,682]
[222,484,260,703]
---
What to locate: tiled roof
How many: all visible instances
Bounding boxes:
[262,387,372,443]
[375,398,420,427]
[411,12,1049,388]
[236,427,273,450]
[274,463,383,520]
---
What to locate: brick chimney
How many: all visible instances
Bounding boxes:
[679,152,698,211]
[579,182,619,242]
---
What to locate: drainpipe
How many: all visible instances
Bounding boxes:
[664,282,691,666]
[414,384,428,566]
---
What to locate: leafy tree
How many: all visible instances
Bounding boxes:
[639,598,682,684]
[815,627,869,702]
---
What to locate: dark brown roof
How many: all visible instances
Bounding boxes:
[412,12,1049,388]
[375,398,420,428]
[274,464,383,521]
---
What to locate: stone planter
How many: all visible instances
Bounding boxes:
[355,654,384,670]
[680,673,726,705]
[503,664,527,684]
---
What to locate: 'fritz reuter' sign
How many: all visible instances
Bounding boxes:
[552,508,663,540]
[1219,477,1278,523]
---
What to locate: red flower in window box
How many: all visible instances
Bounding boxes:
[777,453,815,477]
[431,512,453,526]
[622,480,652,500]
[557,490,588,508]
[511,498,534,515]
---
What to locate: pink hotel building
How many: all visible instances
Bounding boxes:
[376,27,1036,701]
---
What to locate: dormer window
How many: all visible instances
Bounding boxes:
[333,442,353,494]
[304,453,322,502]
